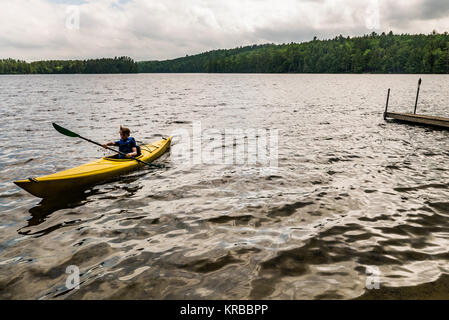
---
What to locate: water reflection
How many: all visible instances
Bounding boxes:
[22,190,94,228]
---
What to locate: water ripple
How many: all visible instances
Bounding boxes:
[1,74,449,299]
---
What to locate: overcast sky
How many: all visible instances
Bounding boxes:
[1,0,449,61]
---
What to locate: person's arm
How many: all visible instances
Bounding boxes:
[125,147,138,158]
[102,142,116,148]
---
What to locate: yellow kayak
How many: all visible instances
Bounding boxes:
[14,137,171,198]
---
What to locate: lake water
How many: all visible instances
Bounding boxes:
[1,74,449,299]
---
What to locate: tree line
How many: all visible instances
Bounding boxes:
[137,32,449,74]
[2,32,449,74]
[0,56,138,74]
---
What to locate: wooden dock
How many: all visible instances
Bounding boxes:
[383,80,449,129]
[384,112,449,129]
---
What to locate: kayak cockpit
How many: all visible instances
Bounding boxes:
[103,145,144,161]
[103,155,143,162]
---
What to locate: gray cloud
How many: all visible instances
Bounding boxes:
[414,0,449,20]
[382,0,449,29]
[0,0,448,61]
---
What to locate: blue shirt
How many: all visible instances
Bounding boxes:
[114,137,137,159]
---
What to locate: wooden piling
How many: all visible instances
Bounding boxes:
[414,78,422,114]
[384,88,390,120]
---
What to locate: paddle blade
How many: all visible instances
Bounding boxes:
[52,123,80,138]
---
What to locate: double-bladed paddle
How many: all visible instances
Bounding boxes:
[52,122,164,169]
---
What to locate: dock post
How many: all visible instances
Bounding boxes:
[414,78,422,114]
[384,88,390,120]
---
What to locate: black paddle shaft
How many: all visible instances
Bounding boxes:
[80,136,127,157]
[80,137,163,168]
[51,122,163,169]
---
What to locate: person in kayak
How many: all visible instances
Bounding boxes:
[102,126,138,159]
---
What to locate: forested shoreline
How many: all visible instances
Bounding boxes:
[2,32,449,74]
[138,32,449,74]
[0,56,137,74]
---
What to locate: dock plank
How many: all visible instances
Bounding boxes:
[385,112,449,129]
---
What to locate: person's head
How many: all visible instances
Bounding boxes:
[120,126,130,139]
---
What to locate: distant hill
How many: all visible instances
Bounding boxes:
[137,44,276,73]
[137,32,449,74]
